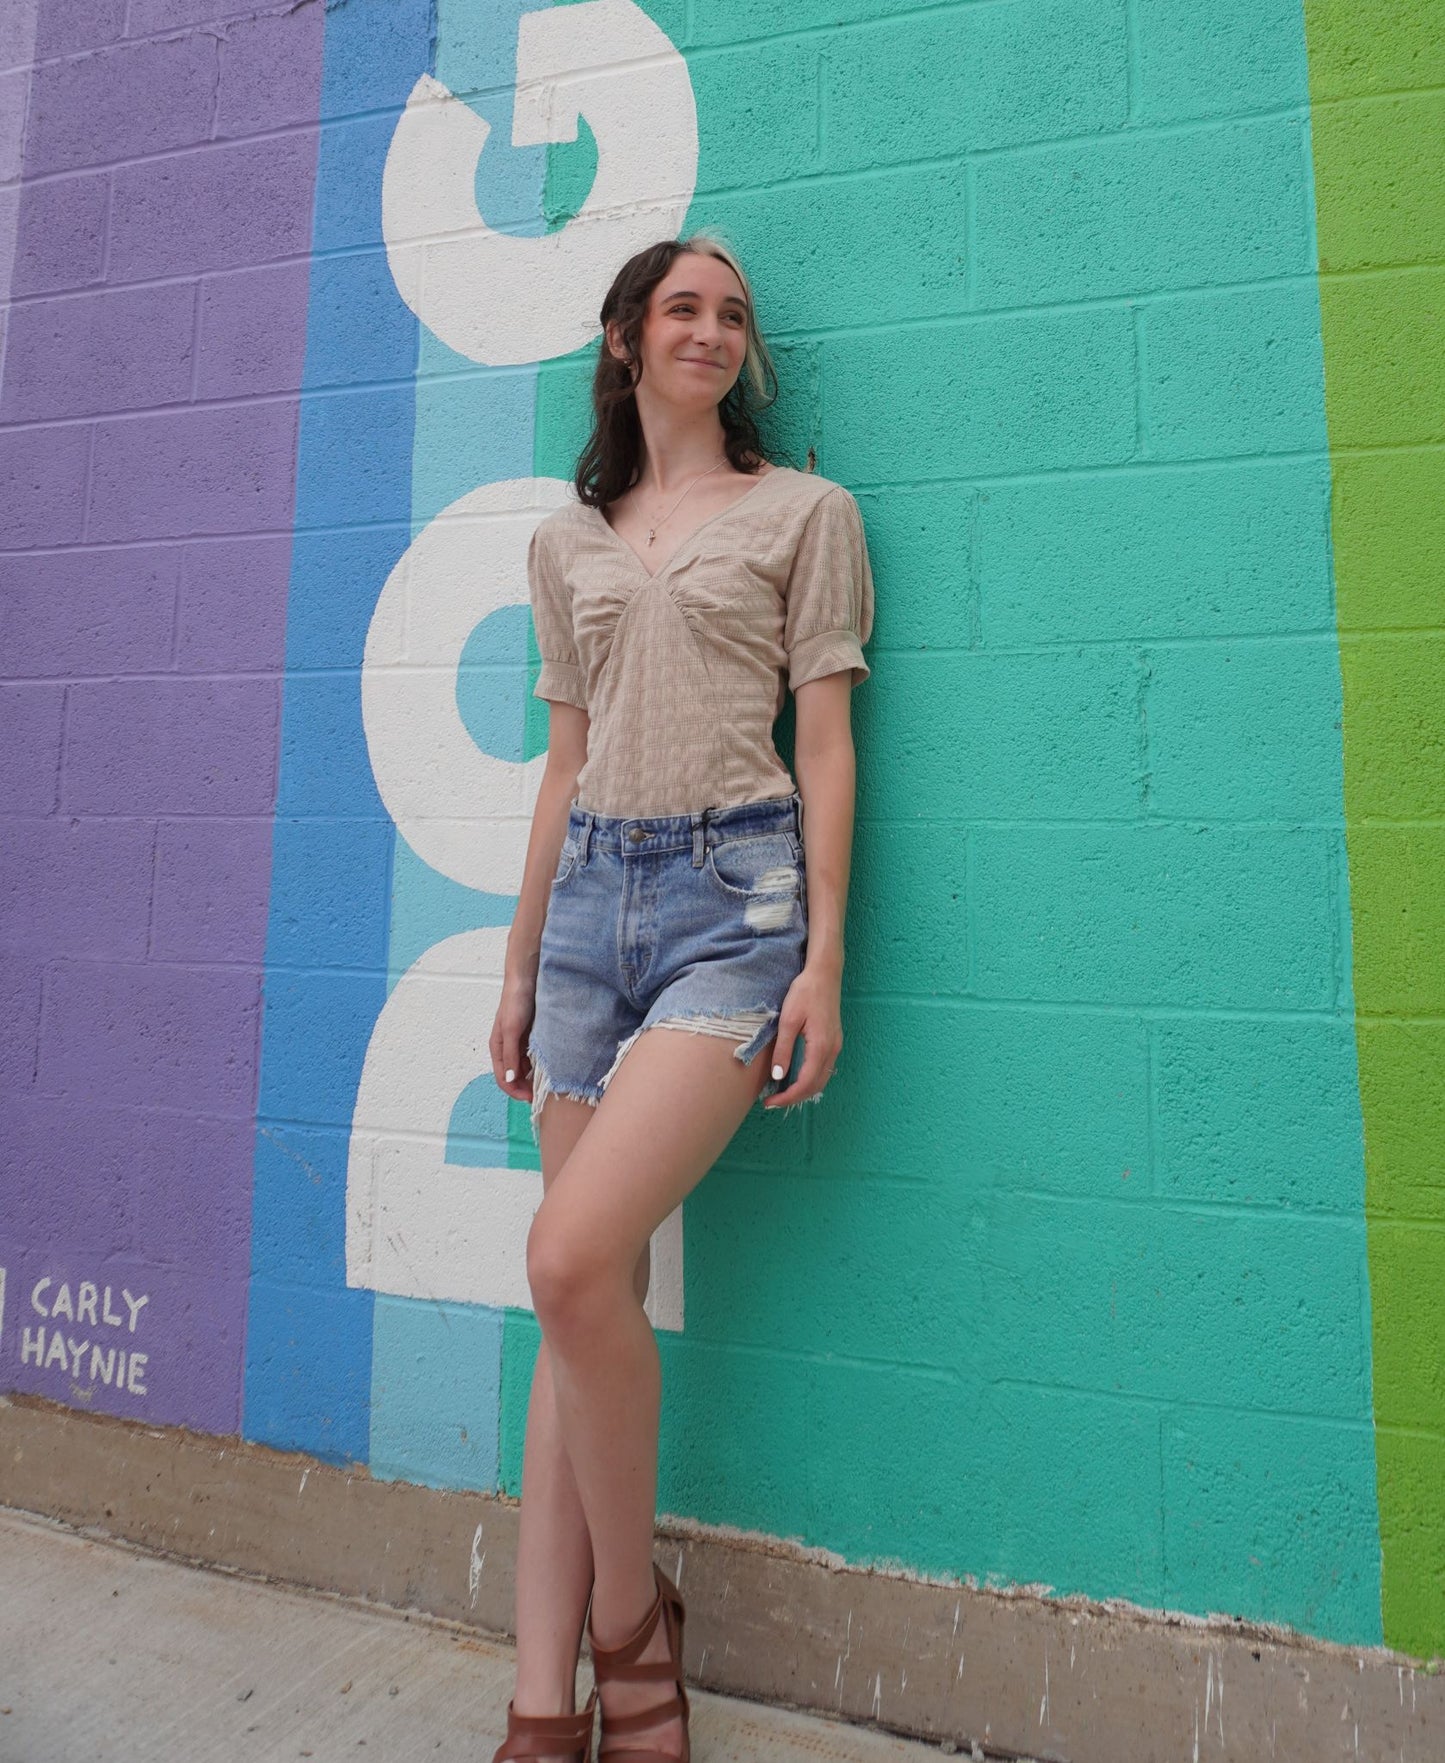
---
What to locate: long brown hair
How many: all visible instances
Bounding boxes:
[574,231,785,510]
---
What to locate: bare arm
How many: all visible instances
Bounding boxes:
[763,671,855,1108]
[493,701,589,1099]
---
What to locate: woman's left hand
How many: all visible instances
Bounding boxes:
[762,959,844,1108]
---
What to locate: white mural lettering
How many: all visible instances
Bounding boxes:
[382,0,697,365]
[348,3,699,1331]
[20,1271,152,1399]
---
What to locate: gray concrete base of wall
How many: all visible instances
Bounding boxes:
[3,1395,1439,1763]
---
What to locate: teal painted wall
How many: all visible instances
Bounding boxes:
[503,0,1383,1651]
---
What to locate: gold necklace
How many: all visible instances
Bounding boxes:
[636,455,729,545]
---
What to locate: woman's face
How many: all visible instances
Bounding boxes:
[621,253,750,411]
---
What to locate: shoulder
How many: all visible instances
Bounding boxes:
[778,474,866,550]
[778,470,862,521]
[751,467,858,539]
[529,498,596,575]
[534,498,592,544]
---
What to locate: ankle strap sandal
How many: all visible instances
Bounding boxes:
[587,1564,691,1763]
[490,1686,598,1763]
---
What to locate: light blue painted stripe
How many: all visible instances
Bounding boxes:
[366,0,551,1493]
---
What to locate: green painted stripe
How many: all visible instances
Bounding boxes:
[1304,0,1445,1660]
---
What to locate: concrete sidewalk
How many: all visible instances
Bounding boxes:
[1,1509,981,1763]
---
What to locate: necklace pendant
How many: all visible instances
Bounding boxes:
[646,528,656,545]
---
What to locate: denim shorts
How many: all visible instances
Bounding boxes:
[526,789,811,1146]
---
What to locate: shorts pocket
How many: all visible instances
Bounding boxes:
[551,837,581,887]
[704,830,801,901]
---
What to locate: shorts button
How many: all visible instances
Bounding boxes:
[628,827,646,842]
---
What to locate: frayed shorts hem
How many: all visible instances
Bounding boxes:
[526,1006,819,1149]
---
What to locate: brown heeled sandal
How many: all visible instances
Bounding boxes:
[490,1686,598,1763]
[587,1564,690,1763]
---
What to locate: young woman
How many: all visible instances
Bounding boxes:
[489,231,874,1763]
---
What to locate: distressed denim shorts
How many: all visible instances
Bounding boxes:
[526,789,811,1146]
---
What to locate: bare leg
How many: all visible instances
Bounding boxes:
[510,1092,650,1759]
[525,1025,775,1758]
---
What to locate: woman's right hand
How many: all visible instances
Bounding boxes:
[491,972,538,1103]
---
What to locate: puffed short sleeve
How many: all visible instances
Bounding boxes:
[782,485,875,690]
[527,521,588,710]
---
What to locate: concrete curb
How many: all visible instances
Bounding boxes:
[2,1396,1439,1762]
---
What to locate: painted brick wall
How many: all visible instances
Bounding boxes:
[1,0,1439,1669]
[1,0,325,1436]
[1304,0,1445,1663]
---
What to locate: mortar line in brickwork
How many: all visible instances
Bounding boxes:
[1156,1408,1168,1597]
[15,113,333,187]
[22,5,303,68]
[993,1190,1372,1228]
[967,100,1312,161]
[9,92,1318,199]
[1298,95,1321,242]
[33,960,57,1086]
[846,995,1353,1025]
[167,549,183,670]
[962,824,974,994]
[816,319,826,468]
[143,820,162,962]
[53,953,279,985]
[1322,440,1445,463]
[1327,821,1349,1016]
[16,664,298,689]
[962,158,975,309]
[857,810,1351,828]
[669,0,1073,59]
[1123,0,1140,127]
[97,169,114,277]
[812,23,824,164]
[185,278,202,406]
[1354,1011,1445,1027]
[6,260,1327,388]
[1130,303,1149,461]
[654,1337,964,1383]
[49,685,69,817]
[203,15,223,141]
[1141,1016,1157,1197]
[0,527,414,557]
[839,445,1337,485]
[1376,1420,1445,1451]
[1134,647,1152,817]
[1318,259,1445,284]
[689,1168,932,1190]
[584,102,1317,209]
[78,427,97,545]
[964,484,980,647]
[784,267,1326,332]
[1353,812,1445,829]
[1310,82,1445,109]
[995,1375,1377,1429]
[882,630,1370,656]
[492,445,1339,501]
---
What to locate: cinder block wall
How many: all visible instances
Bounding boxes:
[1,0,1439,1669]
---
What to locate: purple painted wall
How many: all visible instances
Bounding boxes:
[0,0,324,1431]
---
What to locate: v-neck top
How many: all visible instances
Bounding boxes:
[527,465,875,817]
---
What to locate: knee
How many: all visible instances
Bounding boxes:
[526,1209,614,1340]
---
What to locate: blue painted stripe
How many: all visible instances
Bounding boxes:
[243,0,436,1466]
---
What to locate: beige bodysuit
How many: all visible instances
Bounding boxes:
[528,466,874,818]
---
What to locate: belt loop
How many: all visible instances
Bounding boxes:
[794,788,805,843]
[580,810,594,866]
[692,807,706,868]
